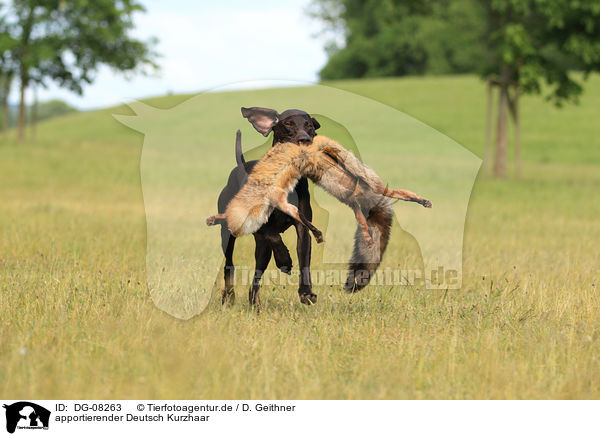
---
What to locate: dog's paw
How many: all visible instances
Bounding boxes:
[422,199,432,208]
[299,292,317,305]
[221,288,235,306]
[279,264,292,275]
[206,215,216,226]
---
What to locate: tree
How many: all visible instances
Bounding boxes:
[0,70,13,136]
[310,0,600,178]
[4,0,157,142]
[481,0,600,177]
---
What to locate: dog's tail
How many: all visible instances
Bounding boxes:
[235,129,245,166]
[344,198,394,293]
[235,129,249,186]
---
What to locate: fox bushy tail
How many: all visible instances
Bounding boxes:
[344,198,394,292]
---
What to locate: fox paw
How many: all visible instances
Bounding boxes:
[314,232,324,244]
[206,215,217,225]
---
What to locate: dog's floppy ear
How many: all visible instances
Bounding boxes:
[241,107,280,137]
[311,117,321,130]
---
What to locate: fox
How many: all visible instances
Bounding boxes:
[206,131,432,292]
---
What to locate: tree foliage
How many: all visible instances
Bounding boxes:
[310,0,600,100]
[482,0,600,106]
[309,0,487,79]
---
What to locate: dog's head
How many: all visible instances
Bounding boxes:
[241,106,320,145]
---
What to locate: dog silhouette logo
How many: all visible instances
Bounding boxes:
[2,402,50,434]
[115,80,481,319]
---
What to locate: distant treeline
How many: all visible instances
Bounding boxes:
[1,99,76,128]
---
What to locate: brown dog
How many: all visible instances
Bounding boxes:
[207,134,432,293]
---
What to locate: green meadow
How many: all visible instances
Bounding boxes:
[1,75,599,399]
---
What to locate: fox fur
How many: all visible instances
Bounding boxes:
[207,135,432,292]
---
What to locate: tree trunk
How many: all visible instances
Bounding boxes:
[484,80,494,173]
[17,6,34,143]
[17,76,27,142]
[493,83,509,178]
[31,83,38,140]
[1,79,9,138]
[510,87,521,178]
[1,98,7,138]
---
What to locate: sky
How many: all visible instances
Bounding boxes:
[19,0,329,110]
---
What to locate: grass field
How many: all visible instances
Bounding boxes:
[1,75,599,399]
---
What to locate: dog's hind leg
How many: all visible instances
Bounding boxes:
[221,228,236,305]
[249,233,272,310]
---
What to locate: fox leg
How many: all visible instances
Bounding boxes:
[340,178,375,246]
[344,178,375,246]
[351,203,375,247]
[206,213,227,225]
[296,211,324,244]
[273,189,324,243]
[378,185,432,208]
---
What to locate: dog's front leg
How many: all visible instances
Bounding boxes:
[295,178,317,305]
[265,233,293,274]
